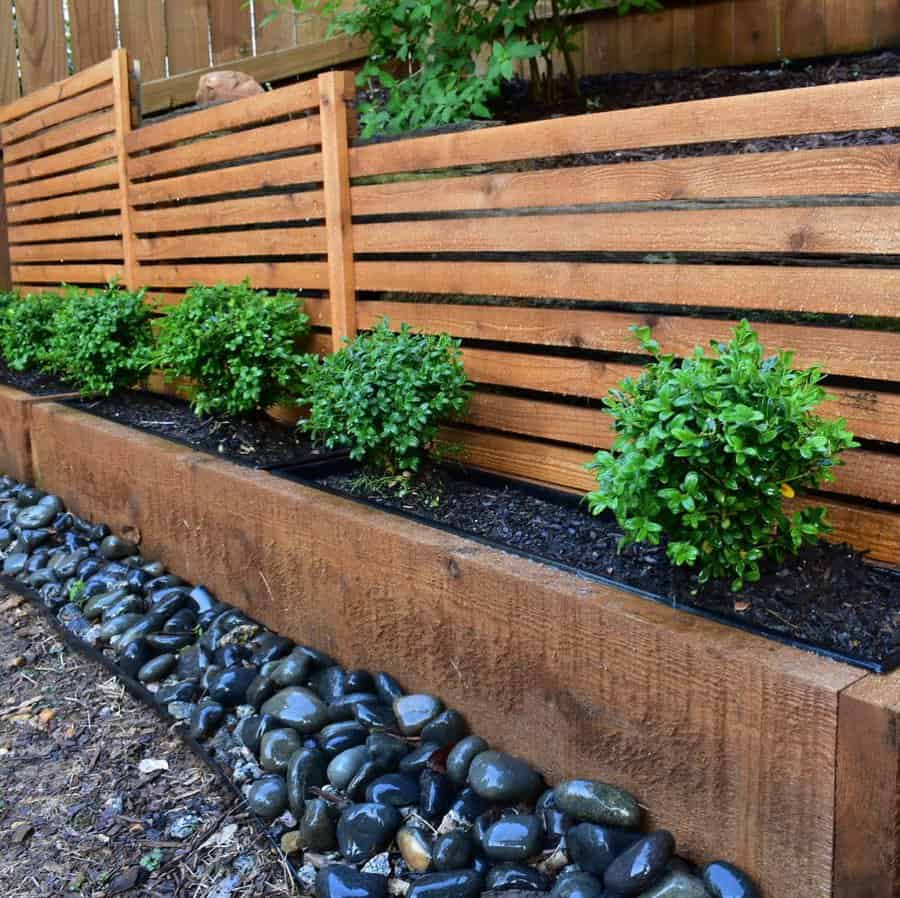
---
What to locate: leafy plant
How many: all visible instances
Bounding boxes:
[0,291,60,372]
[586,321,858,590]
[46,284,154,395]
[68,579,86,606]
[298,318,471,473]
[0,289,17,317]
[263,0,661,135]
[154,281,310,417]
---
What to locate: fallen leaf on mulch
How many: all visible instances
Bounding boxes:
[37,708,57,727]
[107,865,148,895]
[10,821,33,844]
[3,656,25,670]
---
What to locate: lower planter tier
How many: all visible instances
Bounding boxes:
[23,400,900,898]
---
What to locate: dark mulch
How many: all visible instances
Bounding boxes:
[0,361,79,397]
[317,465,900,666]
[68,390,322,470]
[0,588,296,898]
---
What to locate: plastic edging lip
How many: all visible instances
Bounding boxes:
[267,463,900,675]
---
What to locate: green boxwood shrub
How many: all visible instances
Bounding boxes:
[298,318,471,474]
[46,284,154,395]
[587,320,858,591]
[154,281,310,417]
[0,291,60,372]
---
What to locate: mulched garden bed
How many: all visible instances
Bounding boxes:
[0,361,78,398]
[67,391,320,470]
[310,464,900,668]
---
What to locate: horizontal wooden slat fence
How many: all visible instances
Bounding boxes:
[1,51,900,566]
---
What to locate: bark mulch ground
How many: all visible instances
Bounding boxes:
[0,586,297,898]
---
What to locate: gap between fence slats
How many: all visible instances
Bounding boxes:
[6,189,122,224]
[136,226,327,261]
[4,139,118,185]
[2,85,116,146]
[5,164,119,205]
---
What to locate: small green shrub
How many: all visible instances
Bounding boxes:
[0,289,17,317]
[46,284,154,395]
[154,281,310,417]
[586,320,858,590]
[298,319,471,473]
[0,291,60,371]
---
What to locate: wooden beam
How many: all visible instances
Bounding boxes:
[0,157,10,291]
[111,50,137,290]
[318,69,357,350]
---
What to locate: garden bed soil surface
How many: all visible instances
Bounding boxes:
[0,587,296,898]
[0,361,78,398]
[314,464,900,667]
[68,390,319,470]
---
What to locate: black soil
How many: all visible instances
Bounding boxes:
[318,465,900,666]
[68,390,321,469]
[0,361,79,397]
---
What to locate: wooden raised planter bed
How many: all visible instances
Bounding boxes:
[19,399,900,898]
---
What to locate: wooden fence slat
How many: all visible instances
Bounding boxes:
[0,159,10,290]
[128,116,321,180]
[351,145,900,215]
[318,70,357,350]
[4,138,118,185]
[5,164,119,205]
[140,261,328,289]
[209,0,253,64]
[129,154,322,205]
[353,260,900,319]
[350,75,900,178]
[8,215,122,242]
[875,0,900,45]
[69,0,118,70]
[6,189,121,224]
[16,0,68,95]
[0,59,114,126]
[11,263,125,283]
[824,0,876,54]
[166,0,211,76]
[255,0,298,53]
[131,191,326,233]
[127,79,320,153]
[353,206,900,256]
[2,85,115,146]
[0,0,18,107]
[694,0,735,67]
[119,0,168,83]
[782,0,827,58]
[112,49,138,290]
[4,111,116,165]
[136,226,327,260]
[732,0,780,64]
[9,240,125,262]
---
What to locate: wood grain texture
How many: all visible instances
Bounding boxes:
[11,263,124,284]
[0,386,36,482]
[137,261,327,289]
[318,70,357,350]
[111,49,138,289]
[824,0,876,54]
[4,138,118,185]
[4,110,115,165]
[25,403,864,898]
[791,495,900,563]
[208,0,253,64]
[255,0,298,53]
[834,669,900,898]
[351,144,900,214]
[350,75,900,177]
[119,0,168,82]
[6,188,121,224]
[2,85,115,146]
[4,163,119,205]
[136,226,327,260]
[0,160,9,290]
[69,0,118,70]
[8,215,122,242]
[9,240,124,262]
[16,0,68,94]
[354,259,900,318]
[875,0,900,45]
[782,0,827,57]
[694,0,735,67]
[0,0,18,107]
[732,0,780,64]
[166,0,211,75]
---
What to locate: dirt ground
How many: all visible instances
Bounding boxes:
[0,586,298,898]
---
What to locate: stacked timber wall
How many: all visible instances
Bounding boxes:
[1,52,899,564]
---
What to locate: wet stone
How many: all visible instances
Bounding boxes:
[603,830,675,897]
[145,632,193,652]
[260,728,302,772]
[447,735,488,784]
[115,619,160,653]
[485,862,548,891]
[156,681,198,705]
[162,608,197,633]
[550,871,606,898]
[353,702,396,732]
[643,871,713,898]
[287,747,327,816]
[319,721,369,758]
[468,750,542,803]
[482,814,543,861]
[2,553,28,577]
[398,742,441,776]
[328,745,371,790]
[137,653,176,683]
[566,822,637,876]
[365,773,420,807]
[397,825,433,872]
[313,666,348,703]
[247,774,289,819]
[554,779,641,828]
[536,789,573,848]
[208,665,257,707]
[262,686,329,733]
[346,758,391,801]
[345,669,375,692]
[100,535,137,560]
[431,830,473,871]
[248,632,294,665]
[406,870,483,898]
[272,650,311,686]
[118,639,154,679]
[16,502,59,529]
[420,709,468,747]
[315,864,387,898]
[300,797,338,851]
[393,694,443,735]
[702,862,760,898]
[336,802,401,864]
[448,787,491,824]
[329,692,381,722]
[366,733,410,769]
[419,769,455,821]
[246,673,276,709]
[190,699,225,740]
[98,613,143,643]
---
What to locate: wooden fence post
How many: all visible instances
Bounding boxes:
[318,69,357,351]
[111,48,139,291]
[0,154,10,291]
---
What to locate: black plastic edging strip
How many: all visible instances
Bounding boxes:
[0,574,306,891]
[267,466,900,675]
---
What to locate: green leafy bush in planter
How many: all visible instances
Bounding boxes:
[587,320,858,590]
[46,284,155,395]
[0,291,60,372]
[298,319,472,474]
[154,281,310,417]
